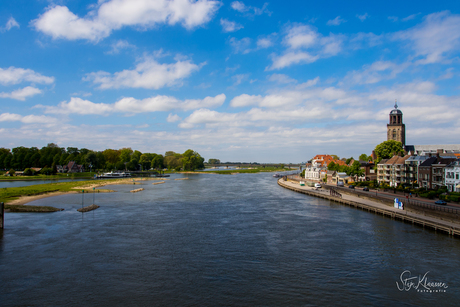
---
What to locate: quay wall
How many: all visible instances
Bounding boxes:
[278,178,460,237]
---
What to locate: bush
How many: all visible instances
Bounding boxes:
[40,167,53,175]
[23,168,33,176]
[8,169,15,176]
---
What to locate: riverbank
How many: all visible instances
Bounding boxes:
[0,178,161,211]
[278,178,460,237]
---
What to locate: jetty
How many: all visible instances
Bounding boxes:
[130,188,144,193]
[278,178,460,237]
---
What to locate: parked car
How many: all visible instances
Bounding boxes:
[314,183,321,188]
[435,200,447,206]
[337,182,344,187]
[363,187,369,191]
[348,185,355,189]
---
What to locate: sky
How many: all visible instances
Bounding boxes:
[1,0,460,163]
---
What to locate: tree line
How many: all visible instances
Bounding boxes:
[0,143,205,172]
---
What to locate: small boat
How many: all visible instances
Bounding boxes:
[97,172,131,179]
[273,173,282,178]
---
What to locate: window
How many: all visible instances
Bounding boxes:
[457,173,459,180]
[392,129,396,139]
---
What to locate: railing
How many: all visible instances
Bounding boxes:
[406,199,460,215]
[330,188,342,198]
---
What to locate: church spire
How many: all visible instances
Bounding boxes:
[394,99,398,109]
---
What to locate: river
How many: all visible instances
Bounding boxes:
[0,173,458,306]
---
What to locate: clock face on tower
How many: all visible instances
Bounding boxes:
[387,102,405,147]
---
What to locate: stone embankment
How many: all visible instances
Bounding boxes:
[278,178,460,237]
[130,188,144,193]
[77,204,99,212]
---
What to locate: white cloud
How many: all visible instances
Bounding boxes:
[256,37,274,49]
[268,74,297,84]
[0,112,56,124]
[0,86,42,101]
[267,24,344,70]
[179,108,240,128]
[357,13,368,22]
[230,94,263,107]
[167,113,181,122]
[220,18,243,32]
[402,13,420,22]
[84,55,203,89]
[41,94,226,115]
[1,17,20,32]
[229,37,252,54]
[230,1,271,16]
[388,16,398,22]
[231,74,249,86]
[327,16,346,26]
[393,11,460,64]
[107,39,136,54]
[268,51,319,70]
[33,0,221,41]
[342,60,410,85]
[0,67,55,86]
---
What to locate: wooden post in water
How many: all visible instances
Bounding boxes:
[1,202,4,229]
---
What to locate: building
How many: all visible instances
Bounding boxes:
[387,101,405,147]
[418,154,457,189]
[404,155,429,187]
[377,155,410,187]
[445,160,460,192]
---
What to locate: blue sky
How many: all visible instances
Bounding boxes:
[1,0,460,163]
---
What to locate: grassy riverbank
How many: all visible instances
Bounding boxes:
[0,178,140,212]
[0,172,95,181]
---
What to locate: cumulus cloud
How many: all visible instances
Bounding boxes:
[41,94,226,115]
[0,67,55,86]
[268,73,297,84]
[220,18,243,32]
[32,0,221,41]
[356,13,369,22]
[267,24,344,70]
[230,1,271,16]
[327,16,346,26]
[229,37,252,54]
[167,113,181,122]
[84,55,203,89]
[0,112,56,124]
[0,86,42,101]
[106,39,136,54]
[393,11,460,64]
[1,17,20,32]
[342,60,410,85]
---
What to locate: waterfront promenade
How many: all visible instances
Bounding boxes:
[278,178,460,237]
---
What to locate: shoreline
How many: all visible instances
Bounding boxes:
[278,178,460,237]
[4,178,160,207]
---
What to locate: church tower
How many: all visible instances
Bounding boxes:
[387,101,405,147]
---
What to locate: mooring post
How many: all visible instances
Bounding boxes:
[1,202,4,229]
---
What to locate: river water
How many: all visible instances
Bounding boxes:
[0,173,458,306]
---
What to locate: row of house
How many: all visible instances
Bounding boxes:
[377,150,460,192]
[304,154,376,185]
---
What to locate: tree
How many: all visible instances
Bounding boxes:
[208,159,220,164]
[331,155,339,160]
[139,154,152,170]
[8,169,15,176]
[359,154,369,161]
[374,140,404,161]
[345,157,354,165]
[85,152,97,168]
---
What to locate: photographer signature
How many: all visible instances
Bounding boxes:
[396,270,448,292]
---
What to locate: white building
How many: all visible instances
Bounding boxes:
[445,160,460,192]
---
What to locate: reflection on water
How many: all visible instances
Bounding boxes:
[0,173,459,306]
